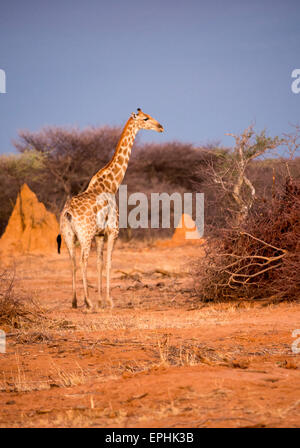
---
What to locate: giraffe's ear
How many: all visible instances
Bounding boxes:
[131,112,137,119]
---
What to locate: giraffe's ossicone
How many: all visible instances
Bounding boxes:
[59,108,164,310]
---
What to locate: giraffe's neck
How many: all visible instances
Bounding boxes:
[87,117,138,194]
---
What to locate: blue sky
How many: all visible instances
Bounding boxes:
[0,0,299,154]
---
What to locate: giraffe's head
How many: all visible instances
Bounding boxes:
[131,108,164,133]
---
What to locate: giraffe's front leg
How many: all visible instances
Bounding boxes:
[95,235,105,309]
[106,232,118,308]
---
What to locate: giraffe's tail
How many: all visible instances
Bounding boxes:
[56,234,62,254]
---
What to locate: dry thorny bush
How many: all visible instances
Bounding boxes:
[194,179,300,303]
[0,270,73,342]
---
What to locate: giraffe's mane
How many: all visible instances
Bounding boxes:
[95,116,133,177]
[86,116,134,190]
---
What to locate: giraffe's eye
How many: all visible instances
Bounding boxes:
[144,118,149,121]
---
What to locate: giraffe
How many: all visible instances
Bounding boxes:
[59,108,164,310]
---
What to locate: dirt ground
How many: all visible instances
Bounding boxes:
[0,241,299,428]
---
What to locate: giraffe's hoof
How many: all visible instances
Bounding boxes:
[94,306,103,313]
[85,307,94,314]
[72,302,77,309]
[84,298,93,310]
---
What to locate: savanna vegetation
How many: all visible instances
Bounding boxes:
[0,123,299,301]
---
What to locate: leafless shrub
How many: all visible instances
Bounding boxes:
[194,179,300,302]
[198,125,282,228]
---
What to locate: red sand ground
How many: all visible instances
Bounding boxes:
[0,242,299,428]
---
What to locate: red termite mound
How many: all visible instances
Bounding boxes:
[0,184,60,255]
[156,214,205,248]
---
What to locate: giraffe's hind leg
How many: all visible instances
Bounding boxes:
[70,243,77,309]
[95,235,105,308]
[79,239,93,310]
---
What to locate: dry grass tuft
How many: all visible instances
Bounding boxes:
[156,335,237,368]
[0,269,74,341]
[50,362,87,388]
[0,270,45,330]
